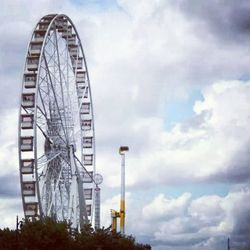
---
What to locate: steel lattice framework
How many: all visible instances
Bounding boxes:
[18,14,96,229]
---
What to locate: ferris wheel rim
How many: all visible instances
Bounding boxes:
[18,14,96,227]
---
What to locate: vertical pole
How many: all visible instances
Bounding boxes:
[119,146,128,235]
[15,215,18,248]
[16,215,19,231]
[227,238,230,250]
[95,186,101,229]
[120,153,125,234]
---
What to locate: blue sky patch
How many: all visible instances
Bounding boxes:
[239,74,250,82]
[129,182,231,202]
[164,89,204,130]
[71,0,118,10]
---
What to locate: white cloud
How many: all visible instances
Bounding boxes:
[99,186,250,249]
[0,198,22,229]
[0,109,19,176]
[142,193,192,221]
[139,187,250,249]
[117,80,250,187]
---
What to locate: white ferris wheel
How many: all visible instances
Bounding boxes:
[18,14,101,229]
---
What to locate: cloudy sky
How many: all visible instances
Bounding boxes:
[1,0,250,249]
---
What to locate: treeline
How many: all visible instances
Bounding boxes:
[0,217,151,250]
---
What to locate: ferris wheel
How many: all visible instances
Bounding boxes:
[18,14,99,229]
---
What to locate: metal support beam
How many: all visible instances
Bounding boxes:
[111,209,120,233]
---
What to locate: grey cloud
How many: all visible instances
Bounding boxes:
[230,198,250,247]
[0,20,33,111]
[177,0,250,43]
[140,189,250,249]
[0,174,20,198]
[211,140,250,183]
[152,237,209,248]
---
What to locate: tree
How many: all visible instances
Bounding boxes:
[19,217,74,250]
[0,228,16,249]
[0,217,151,250]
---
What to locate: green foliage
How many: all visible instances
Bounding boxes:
[19,217,73,250]
[0,228,17,249]
[0,217,151,250]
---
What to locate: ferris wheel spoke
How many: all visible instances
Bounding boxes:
[43,31,69,95]
[43,48,62,80]
[37,105,49,127]
[37,88,49,118]
[58,157,70,183]
[40,63,70,102]
[59,155,78,222]
[43,33,67,68]
[73,153,96,185]
[36,107,68,147]
[58,184,65,219]
[47,163,63,215]
[37,73,53,118]
[42,52,69,144]
[37,105,68,146]
[41,68,72,147]
[38,152,61,167]
[53,28,71,141]
[45,29,56,47]
[58,158,71,206]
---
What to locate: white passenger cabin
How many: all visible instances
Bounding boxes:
[21,114,34,129]
[20,136,33,151]
[27,56,39,71]
[22,93,35,108]
[24,73,36,88]
[82,171,93,183]
[80,103,90,115]
[67,34,76,46]
[30,42,42,55]
[21,159,34,174]
[62,25,72,38]
[24,203,38,217]
[38,21,50,31]
[83,137,93,148]
[34,31,45,42]
[73,57,83,69]
[55,18,67,31]
[81,119,91,131]
[83,154,93,166]
[69,46,78,57]
[76,71,85,83]
[22,181,36,196]
[84,188,93,200]
[78,86,88,99]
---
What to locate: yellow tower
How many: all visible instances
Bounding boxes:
[110,146,129,234]
[119,146,129,234]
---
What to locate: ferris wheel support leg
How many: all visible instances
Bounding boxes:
[70,145,88,228]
